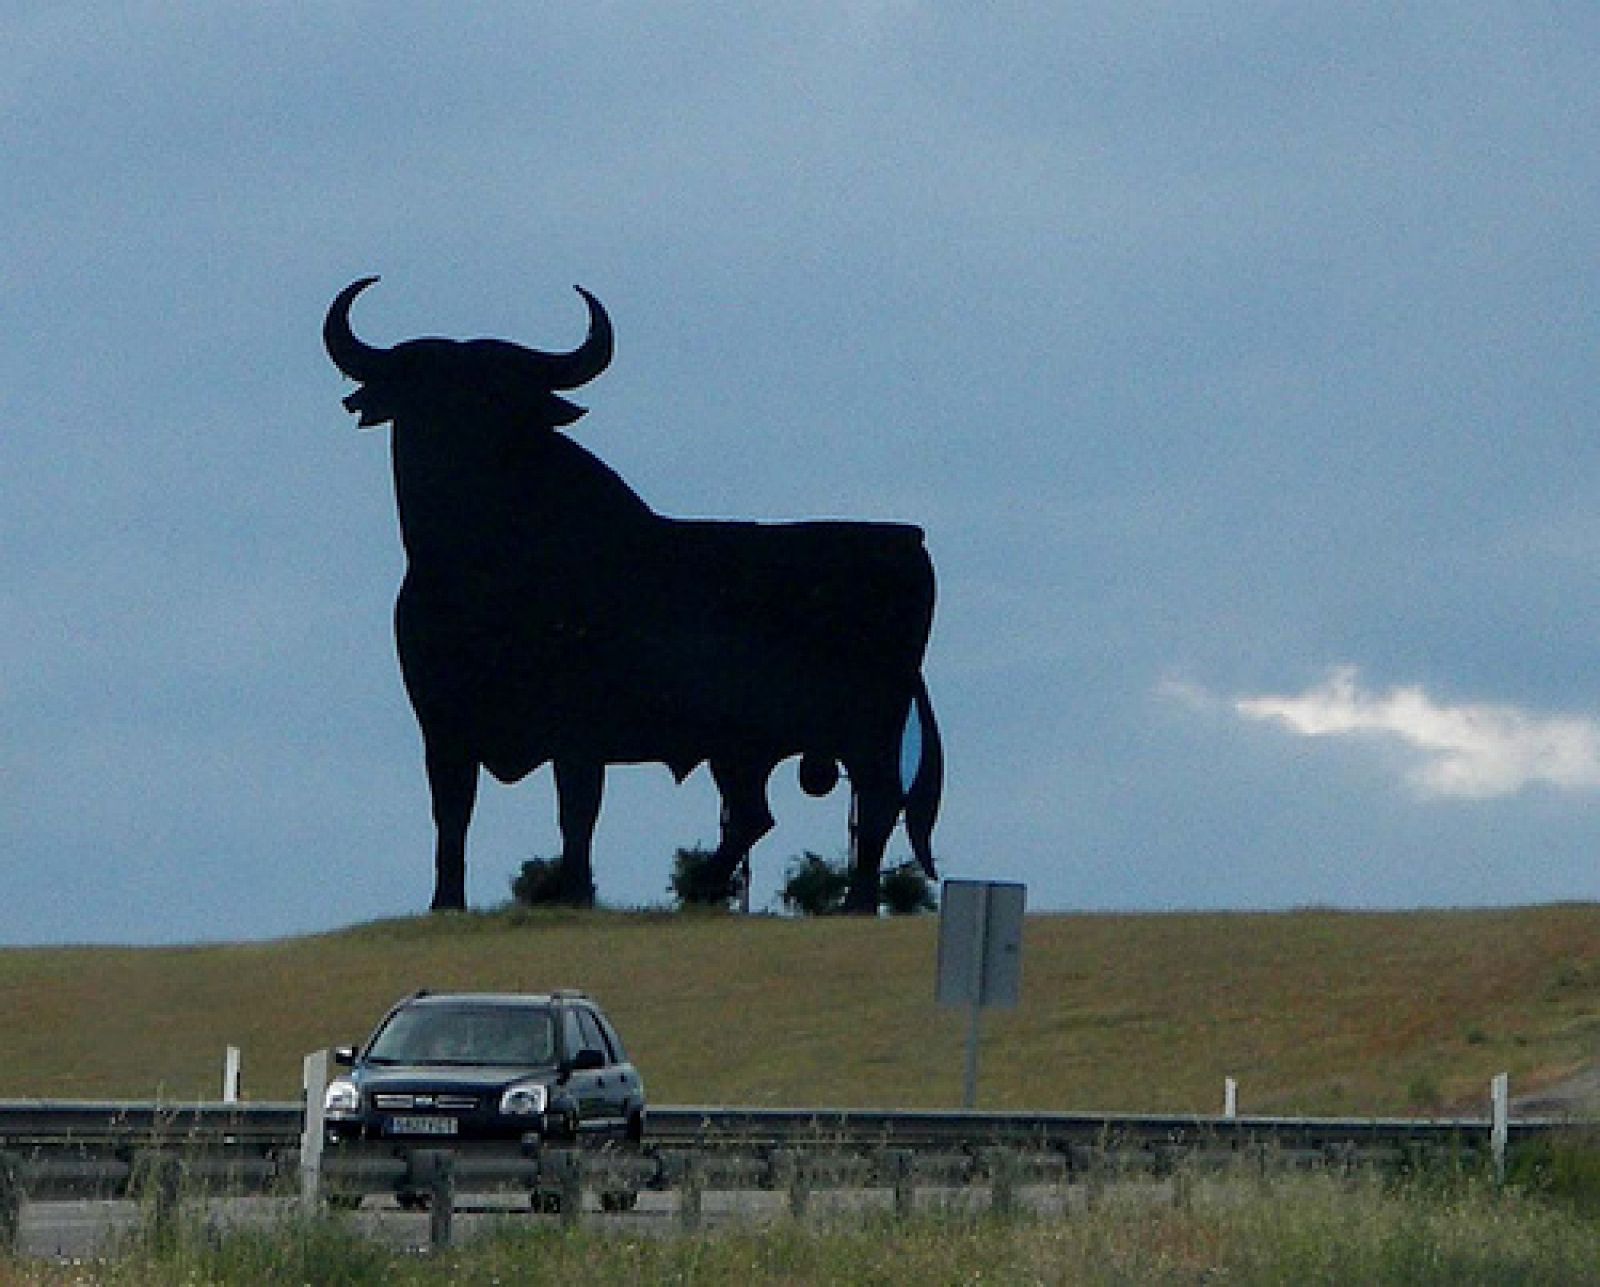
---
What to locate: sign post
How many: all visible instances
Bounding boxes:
[936,880,1025,1109]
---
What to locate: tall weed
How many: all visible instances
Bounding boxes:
[7,1170,1597,1285]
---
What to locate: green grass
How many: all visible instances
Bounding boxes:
[9,1173,1600,1284]
[0,905,1595,1115]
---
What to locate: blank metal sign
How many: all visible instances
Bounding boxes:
[936,879,1025,1009]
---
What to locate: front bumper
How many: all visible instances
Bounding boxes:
[325,1109,568,1145]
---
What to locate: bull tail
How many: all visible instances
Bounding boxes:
[903,676,943,880]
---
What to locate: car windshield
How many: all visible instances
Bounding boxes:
[366,1004,557,1067]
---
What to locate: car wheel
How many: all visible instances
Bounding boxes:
[396,1190,432,1212]
[531,1190,563,1214]
[600,1189,639,1213]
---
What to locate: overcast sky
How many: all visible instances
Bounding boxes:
[4,5,1599,944]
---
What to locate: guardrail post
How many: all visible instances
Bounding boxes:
[1247,1140,1273,1191]
[1079,1146,1104,1212]
[1152,1143,1191,1209]
[299,1049,330,1211]
[410,1151,454,1249]
[131,1151,181,1249]
[678,1153,704,1230]
[1490,1072,1509,1185]
[1170,1154,1192,1211]
[885,1149,915,1219]
[1323,1140,1357,1181]
[555,1149,583,1226]
[774,1149,809,1218]
[1403,1140,1426,1177]
[0,1150,21,1252]
[223,1046,243,1104]
[984,1148,1018,1217]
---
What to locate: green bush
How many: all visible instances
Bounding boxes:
[781,852,850,916]
[879,862,935,915]
[779,853,935,916]
[668,844,743,909]
[509,856,567,908]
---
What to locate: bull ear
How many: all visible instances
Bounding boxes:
[541,392,588,428]
[342,386,398,429]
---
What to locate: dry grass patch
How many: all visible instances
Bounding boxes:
[0,905,1592,1114]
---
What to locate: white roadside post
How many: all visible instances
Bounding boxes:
[300,1049,331,1210]
[1224,1077,1238,1119]
[222,1046,242,1104]
[1490,1072,1509,1185]
[936,880,1025,1109]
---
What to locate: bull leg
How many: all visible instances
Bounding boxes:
[554,758,603,907]
[708,759,775,904]
[425,741,478,912]
[844,761,901,915]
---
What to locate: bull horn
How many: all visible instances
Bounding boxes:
[323,276,385,380]
[539,286,613,390]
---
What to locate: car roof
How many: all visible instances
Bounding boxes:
[398,990,590,1008]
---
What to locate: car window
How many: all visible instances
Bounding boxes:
[368,1005,555,1066]
[594,1011,628,1063]
[561,1007,585,1060]
[576,1008,608,1062]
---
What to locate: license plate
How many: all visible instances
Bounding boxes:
[386,1115,458,1136]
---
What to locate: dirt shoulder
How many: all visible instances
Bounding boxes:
[1511,1063,1600,1118]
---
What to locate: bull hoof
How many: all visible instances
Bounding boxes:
[842,889,879,916]
[558,882,597,909]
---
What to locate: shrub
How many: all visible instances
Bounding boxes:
[880,861,936,915]
[668,844,743,909]
[509,856,567,908]
[782,852,850,916]
[780,853,935,916]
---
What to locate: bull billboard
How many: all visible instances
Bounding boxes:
[325,279,942,914]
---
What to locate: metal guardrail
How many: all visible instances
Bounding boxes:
[0,1100,1586,1251]
[0,1099,1575,1151]
[0,1101,1574,1152]
[0,1101,299,1147]
[646,1105,1569,1150]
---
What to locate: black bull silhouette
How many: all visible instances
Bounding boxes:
[325,279,942,913]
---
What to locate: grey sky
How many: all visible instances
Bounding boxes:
[4,5,1598,942]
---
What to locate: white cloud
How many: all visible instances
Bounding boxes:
[1231,666,1600,799]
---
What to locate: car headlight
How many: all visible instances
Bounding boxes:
[499,1083,548,1116]
[324,1078,360,1115]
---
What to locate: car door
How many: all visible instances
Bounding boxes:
[559,1006,610,1137]
[593,1008,643,1132]
[573,1006,627,1135]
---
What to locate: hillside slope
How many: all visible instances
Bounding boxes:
[0,906,1594,1115]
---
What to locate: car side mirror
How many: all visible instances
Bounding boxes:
[570,1048,605,1072]
[333,1046,357,1068]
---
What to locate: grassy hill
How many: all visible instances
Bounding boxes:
[1,905,1595,1115]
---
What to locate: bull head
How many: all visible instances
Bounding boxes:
[323,277,614,429]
